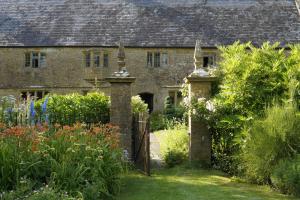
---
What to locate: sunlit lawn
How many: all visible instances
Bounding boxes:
[117,166,299,200]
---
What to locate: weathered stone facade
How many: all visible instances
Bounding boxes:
[0,0,299,110]
[0,47,219,111]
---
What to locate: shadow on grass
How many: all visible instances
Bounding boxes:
[117,167,298,200]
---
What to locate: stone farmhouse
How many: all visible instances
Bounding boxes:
[0,0,299,111]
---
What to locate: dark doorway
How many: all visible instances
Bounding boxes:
[139,93,154,113]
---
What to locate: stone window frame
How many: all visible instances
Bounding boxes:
[103,51,109,68]
[83,49,109,68]
[168,90,183,107]
[146,51,169,67]
[24,51,47,68]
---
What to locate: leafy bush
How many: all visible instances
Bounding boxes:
[155,124,189,168]
[35,92,110,126]
[131,95,148,114]
[241,105,300,184]
[186,42,300,174]
[271,156,300,197]
[0,123,123,199]
[164,97,186,120]
[150,112,184,132]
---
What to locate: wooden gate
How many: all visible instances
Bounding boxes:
[132,113,150,176]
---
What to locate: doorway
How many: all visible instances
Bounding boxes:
[139,93,154,113]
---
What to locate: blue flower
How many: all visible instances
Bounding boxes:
[30,101,36,118]
[42,97,48,114]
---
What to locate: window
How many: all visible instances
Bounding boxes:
[147,52,153,67]
[40,53,46,67]
[162,53,168,66]
[84,50,109,68]
[21,91,49,100]
[103,53,109,67]
[32,52,39,68]
[25,53,31,67]
[147,52,168,67]
[203,55,215,68]
[25,52,47,68]
[168,91,183,107]
[85,51,91,67]
[94,53,100,67]
[154,52,160,67]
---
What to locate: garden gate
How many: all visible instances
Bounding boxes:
[132,113,150,176]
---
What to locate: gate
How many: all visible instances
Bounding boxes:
[132,113,150,176]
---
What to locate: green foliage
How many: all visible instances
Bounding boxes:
[190,42,300,174]
[131,95,148,114]
[241,105,300,184]
[155,124,189,168]
[271,156,300,197]
[0,124,123,199]
[150,111,184,132]
[217,42,294,116]
[164,97,186,120]
[35,92,110,126]
[150,97,186,132]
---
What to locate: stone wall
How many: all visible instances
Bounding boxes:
[0,47,220,111]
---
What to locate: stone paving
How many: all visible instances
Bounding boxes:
[150,133,163,168]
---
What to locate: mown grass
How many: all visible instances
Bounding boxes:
[117,166,299,200]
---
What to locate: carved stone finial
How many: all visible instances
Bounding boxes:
[191,39,210,77]
[118,40,126,71]
[194,39,203,70]
[113,40,130,77]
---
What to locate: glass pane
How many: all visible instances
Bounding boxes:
[94,54,100,67]
[40,53,46,67]
[162,53,168,66]
[103,53,109,67]
[32,52,39,68]
[154,52,160,67]
[85,52,91,67]
[147,52,153,67]
[25,53,31,67]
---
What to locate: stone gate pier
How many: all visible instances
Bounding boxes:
[106,41,135,159]
[186,40,217,166]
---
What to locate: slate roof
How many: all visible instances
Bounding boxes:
[0,0,299,47]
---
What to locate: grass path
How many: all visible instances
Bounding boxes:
[117,166,299,200]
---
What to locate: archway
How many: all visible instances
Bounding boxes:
[139,92,154,113]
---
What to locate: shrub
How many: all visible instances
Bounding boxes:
[0,123,123,199]
[150,111,184,132]
[186,42,300,174]
[35,92,110,126]
[131,95,148,114]
[271,155,300,197]
[241,105,300,184]
[155,124,189,168]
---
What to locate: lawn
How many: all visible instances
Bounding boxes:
[117,166,299,200]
